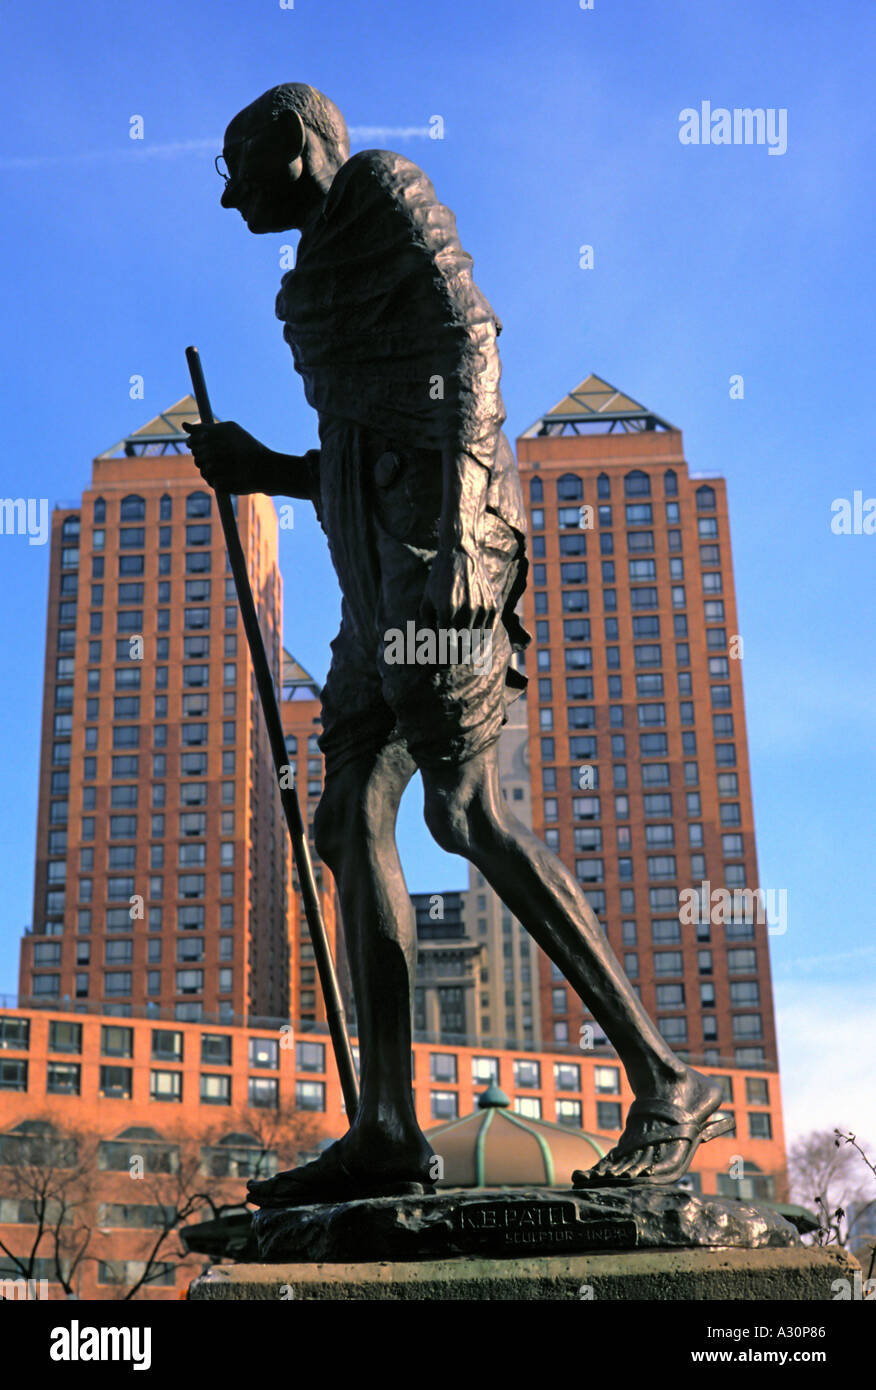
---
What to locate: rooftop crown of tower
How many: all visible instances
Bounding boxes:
[521,373,675,438]
[98,396,206,459]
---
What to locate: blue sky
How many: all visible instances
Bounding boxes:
[0,0,873,1146]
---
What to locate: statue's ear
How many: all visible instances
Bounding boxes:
[277,108,307,161]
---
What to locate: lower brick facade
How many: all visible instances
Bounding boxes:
[0,1003,787,1298]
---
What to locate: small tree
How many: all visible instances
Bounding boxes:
[832,1131,876,1278]
[99,1126,214,1301]
[788,1126,876,1267]
[106,1101,328,1297]
[1,1102,330,1299]
[0,1116,97,1297]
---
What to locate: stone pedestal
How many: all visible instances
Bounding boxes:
[189,1187,858,1301]
[188,1246,860,1301]
[249,1186,800,1263]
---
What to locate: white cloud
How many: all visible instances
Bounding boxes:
[775,978,876,1152]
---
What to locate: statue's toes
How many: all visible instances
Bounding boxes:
[619,1145,656,1178]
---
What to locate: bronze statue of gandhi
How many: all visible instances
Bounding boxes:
[184,83,732,1205]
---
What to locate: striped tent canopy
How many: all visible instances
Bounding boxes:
[426,1083,609,1188]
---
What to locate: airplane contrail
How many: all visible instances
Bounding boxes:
[0,127,435,171]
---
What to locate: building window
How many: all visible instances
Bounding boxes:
[0,1059,28,1090]
[657,1016,688,1044]
[295,1041,326,1073]
[553,1062,581,1091]
[199,1034,232,1067]
[437,986,466,1036]
[624,469,651,498]
[513,1058,540,1089]
[430,1052,458,1084]
[622,949,639,978]
[176,969,204,996]
[178,843,207,869]
[47,1062,81,1094]
[430,1090,458,1120]
[472,1056,499,1086]
[556,1098,583,1127]
[557,473,583,501]
[594,1066,620,1094]
[513,1096,542,1119]
[656,983,685,1009]
[200,1074,232,1105]
[99,1065,132,1099]
[148,1070,182,1103]
[48,1021,82,1054]
[653,950,683,978]
[178,873,205,899]
[746,1077,770,1105]
[295,1080,326,1111]
[186,491,212,518]
[119,495,145,521]
[185,523,212,549]
[647,854,676,880]
[104,971,132,997]
[596,1101,622,1130]
[101,1025,133,1058]
[151,1030,183,1063]
[748,1112,772,1140]
[249,1037,279,1070]
[0,1017,30,1051]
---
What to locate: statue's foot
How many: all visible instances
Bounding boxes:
[573,1068,732,1188]
[247,1134,436,1209]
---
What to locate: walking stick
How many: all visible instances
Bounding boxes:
[185,346,359,1120]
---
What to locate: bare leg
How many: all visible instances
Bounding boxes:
[247,741,434,1206]
[422,746,725,1182]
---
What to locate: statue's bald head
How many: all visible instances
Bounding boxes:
[225,83,349,173]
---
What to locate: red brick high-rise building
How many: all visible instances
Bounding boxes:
[19,398,332,1028]
[517,376,778,1095]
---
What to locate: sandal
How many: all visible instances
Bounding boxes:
[572,1096,735,1188]
[247,1143,436,1209]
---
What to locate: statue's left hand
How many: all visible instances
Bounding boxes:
[419,545,497,632]
[182,419,273,494]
